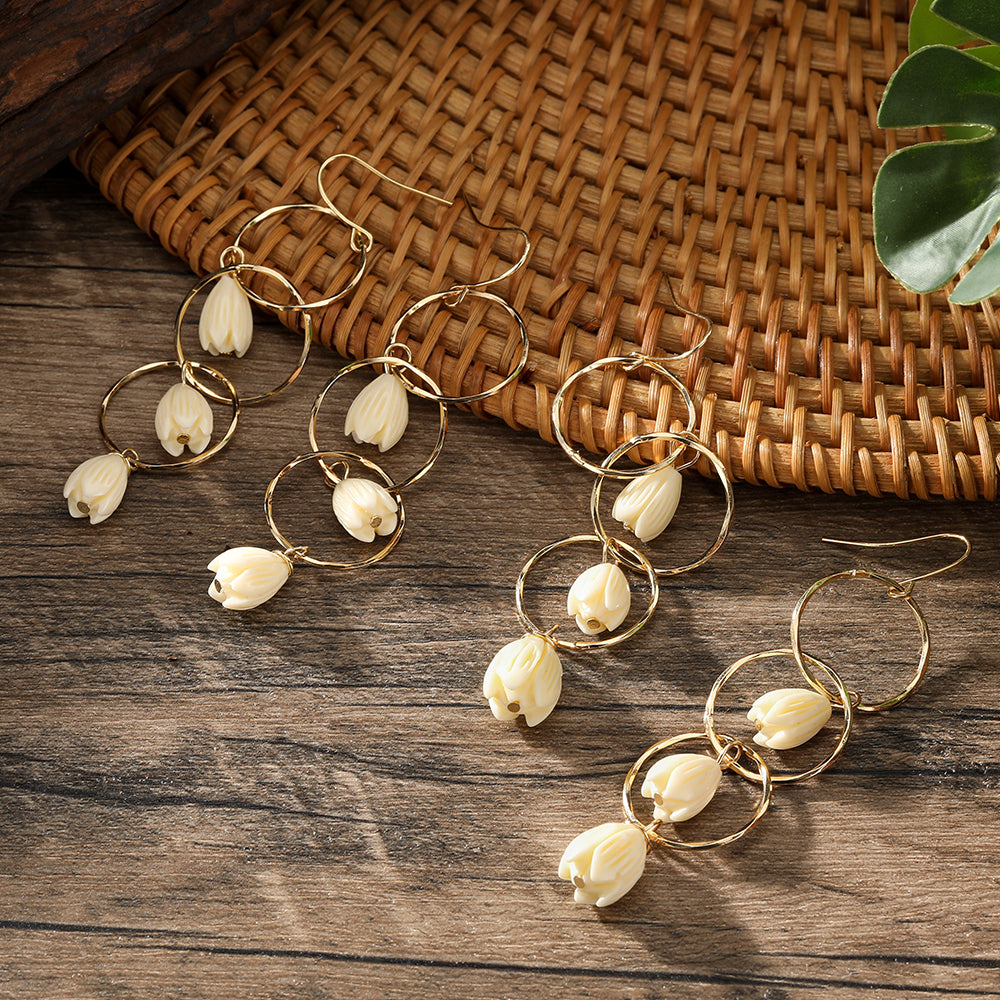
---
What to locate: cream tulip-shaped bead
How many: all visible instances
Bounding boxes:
[154,381,214,457]
[612,464,683,542]
[482,633,562,727]
[198,274,253,357]
[566,562,631,635]
[640,753,723,823]
[747,687,833,750]
[558,821,647,907]
[344,372,409,452]
[63,452,131,524]
[332,477,399,542]
[207,546,292,610]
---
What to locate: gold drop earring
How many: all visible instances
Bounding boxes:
[203,204,533,610]
[61,153,440,525]
[554,533,971,907]
[482,281,733,726]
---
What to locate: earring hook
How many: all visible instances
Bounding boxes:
[821,532,971,589]
[442,194,531,304]
[315,153,453,253]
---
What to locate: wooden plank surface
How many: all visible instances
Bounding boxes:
[1,163,999,999]
[0,1,283,209]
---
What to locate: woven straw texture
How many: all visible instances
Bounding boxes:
[71,0,1000,500]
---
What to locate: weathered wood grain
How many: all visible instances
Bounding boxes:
[0,1,283,209]
[1,163,999,999]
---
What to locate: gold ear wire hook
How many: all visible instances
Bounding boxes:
[315,153,453,253]
[663,272,713,361]
[821,533,971,589]
[444,193,531,300]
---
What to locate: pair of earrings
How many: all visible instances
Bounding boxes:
[204,209,533,609]
[62,154,448,525]
[555,533,971,906]
[482,284,731,726]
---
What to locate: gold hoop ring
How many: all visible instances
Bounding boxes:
[790,569,930,713]
[227,203,367,310]
[551,354,697,478]
[309,356,449,492]
[591,431,735,577]
[384,289,530,405]
[174,264,314,407]
[622,732,772,850]
[703,648,854,785]
[98,360,240,472]
[514,533,659,651]
[264,451,405,570]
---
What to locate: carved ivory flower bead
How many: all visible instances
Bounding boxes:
[198,274,253,357]
[558,821,647,907]
[207,547,291,611]
[640,753,723,823]
[344,372,409,452]
[482,633,562,727]
[612,464,683,543]
[63,452,131,524]
[154,381,214,457]
[747,687,833,750]
[567,562,631,635]
[332,477,399,543]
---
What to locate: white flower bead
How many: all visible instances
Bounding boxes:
[154,381,214,457]
[207,547,291,611]
[198,274,253,357]
[482,633,562,727]
[558,821,647,907]
[747,687,833,750]
[640,753,722,823]
[63,452,131,524]
[612,464,683,542]
[567,562,631,635]
[332,477,399,543]
[344,372,409,452]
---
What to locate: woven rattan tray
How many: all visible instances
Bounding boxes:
[71,0,1000,500]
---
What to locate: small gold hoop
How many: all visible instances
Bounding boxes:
[227,203,367,310]
[174,264,314,407]
[621,732,772,850]
[98,360,240,472]
[591,431,734,577]
[264,451,405,570]
[514,533,659,651]
[308,356,449,492]
[704,648,854,785]
[384,289,530,404]
[551,354,698,478]
[790,569,930,713]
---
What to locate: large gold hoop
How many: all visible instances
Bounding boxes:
[514,533,659,651]
[703,648,854,785]
[551,353,698,478]
[384,289,530,405]
[790,568,930,714]
[227,203,367,311]
[174,263,313,407]
[622,732,772,850]
[591,430,734,577]
[98,360,240,472]
[309,355,448,492]
[263,451,405,570]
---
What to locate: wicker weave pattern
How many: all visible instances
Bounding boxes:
[72,0,1000,499]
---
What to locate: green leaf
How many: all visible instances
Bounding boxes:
[910,0,980,52]
[930,0,1000,45]
[874,45,1000,296]
[952,235,1000,302]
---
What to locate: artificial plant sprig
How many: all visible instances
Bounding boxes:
[874,0,1000,304]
